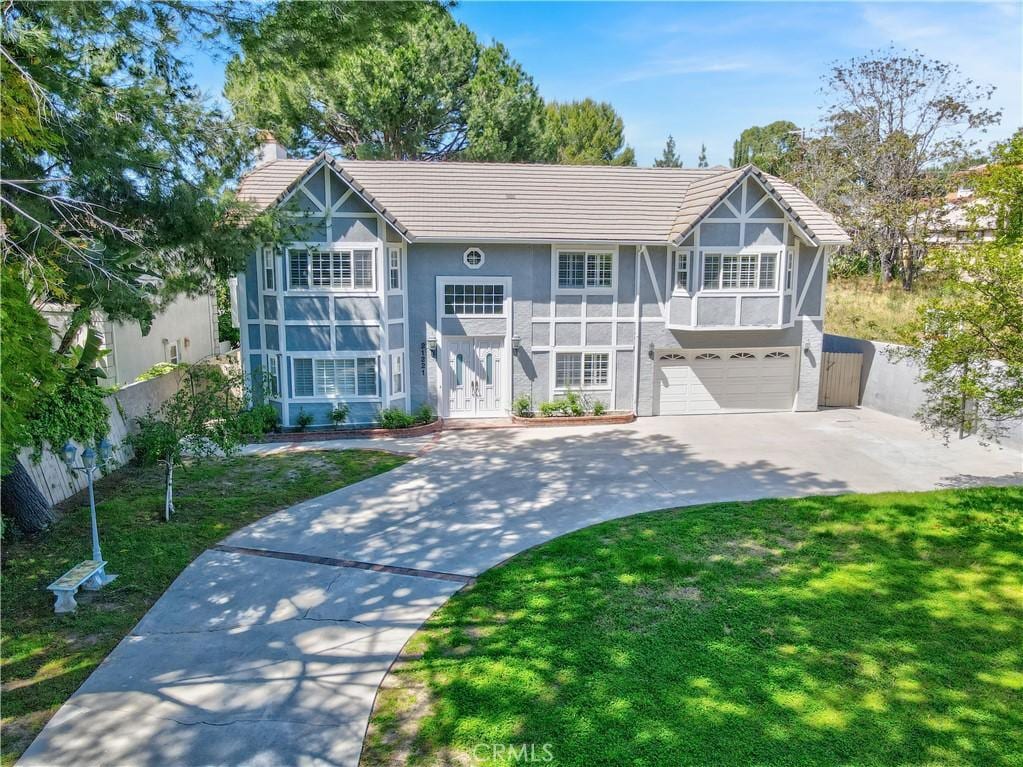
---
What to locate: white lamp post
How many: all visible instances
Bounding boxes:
[62,438,117,587]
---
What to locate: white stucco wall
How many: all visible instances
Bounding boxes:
[108,292,218,385]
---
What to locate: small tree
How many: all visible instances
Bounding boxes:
[900,131,1023,442]
[130,364,246,521]
[697,143,709,168]
[654,135,682,168]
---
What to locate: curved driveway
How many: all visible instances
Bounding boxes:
[20,409,1021,767]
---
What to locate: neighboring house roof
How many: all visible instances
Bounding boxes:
[238,154,850,246]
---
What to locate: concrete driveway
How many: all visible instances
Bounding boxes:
[20,409,1021,767]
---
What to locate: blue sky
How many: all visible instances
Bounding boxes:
[192,1,1021,167]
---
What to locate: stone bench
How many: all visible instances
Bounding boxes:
[47,560,114,614]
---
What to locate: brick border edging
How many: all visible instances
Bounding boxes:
[255,419,443,443]
[510,412,636,427]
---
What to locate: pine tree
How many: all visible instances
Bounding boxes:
[698,143,709,168]
[653,135,682,167]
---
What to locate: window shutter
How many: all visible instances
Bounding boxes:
[293,358,313,397]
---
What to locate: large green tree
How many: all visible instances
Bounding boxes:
[544,99,635,166]
[226,3,548,161]
[901,131,1023,443]
[731,120,800,174]
[1,1,267,521]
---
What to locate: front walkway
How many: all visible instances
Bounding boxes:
[20,409,1021,767]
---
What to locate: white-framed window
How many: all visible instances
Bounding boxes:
[388,247,402,291]
[292,356,378,398]
[264,354,280,397]
[167,341,180,364]
[785,248,794,291]
[262,246,276,291]
[554,351,610,389]
[443,283,505,316]
[674,250,691,292]
[390,352,404,396]
[701,251,779,291]
[288,248,375,290]
[463,247,485,269]
[557,250,613,290]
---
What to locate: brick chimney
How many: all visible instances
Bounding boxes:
[256,130,287,165]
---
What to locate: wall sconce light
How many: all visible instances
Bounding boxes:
[426,336,438,354]
[511,335,521,354]
[648,341,655,360]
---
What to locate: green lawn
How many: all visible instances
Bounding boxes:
[0,449,409,767]
[363,488,1023,767]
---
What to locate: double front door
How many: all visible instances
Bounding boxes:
[445,337,504,417]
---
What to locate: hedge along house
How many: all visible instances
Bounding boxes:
[236,137,849,427]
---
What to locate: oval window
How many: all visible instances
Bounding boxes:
[485,353,493,385]
[463,248,485,269]
[455,353,464,386]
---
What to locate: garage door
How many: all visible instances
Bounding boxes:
[656,348,798,415]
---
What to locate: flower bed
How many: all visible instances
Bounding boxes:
[255,419,442,443]
[510,411,635,427]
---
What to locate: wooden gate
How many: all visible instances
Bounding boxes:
[818,352,863,407]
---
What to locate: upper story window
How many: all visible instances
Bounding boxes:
[443,283,504,316]
[388,247,401,290]
[288,248,375,291]
[262,246,276,291]
[463,247,485,269]
[701,251,779,292]
[674,250,692,292]
[558,250,613,290]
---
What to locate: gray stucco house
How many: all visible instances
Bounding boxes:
[236,137,849,427]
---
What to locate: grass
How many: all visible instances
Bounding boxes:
[362,488,1023,767]
[0,448,410,767]
[825,276,938,343]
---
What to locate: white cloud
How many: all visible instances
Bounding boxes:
[615,55,759,84]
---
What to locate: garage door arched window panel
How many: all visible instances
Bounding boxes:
[659,353,686,361]
[730,352,756,360]
[765,351,791,359]
[695,352,721,360]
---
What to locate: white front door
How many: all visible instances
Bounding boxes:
[445,337,504,417]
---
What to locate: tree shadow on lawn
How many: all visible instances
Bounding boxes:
[376,487,1023,767]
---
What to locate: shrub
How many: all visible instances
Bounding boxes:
[512,394,532,417]
[295,409,314,431]
[238,404,279,438]
[330,403,350,427]
[562,390,585,416]
[378,407,416,429]
[412,404,435,425]
[538,401,561,417]
[592,401,606,416]
[134,361,185,383]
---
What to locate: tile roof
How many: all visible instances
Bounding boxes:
[237,155,849,245]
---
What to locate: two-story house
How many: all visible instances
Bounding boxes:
[236,137,849,427]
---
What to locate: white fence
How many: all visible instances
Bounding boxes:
[18,368,186,507]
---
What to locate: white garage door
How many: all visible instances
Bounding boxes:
[656,348,798,415]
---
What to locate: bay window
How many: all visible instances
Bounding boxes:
[292,356,378,397]
[701,251,780,291]
[288,248,375,290]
